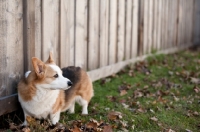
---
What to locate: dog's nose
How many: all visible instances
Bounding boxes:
[67,81,73,86]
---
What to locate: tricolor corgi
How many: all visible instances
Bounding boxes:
[17,52,94,125]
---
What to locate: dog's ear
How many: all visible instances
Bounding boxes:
[45,52,55,64]
[32,57,46,78]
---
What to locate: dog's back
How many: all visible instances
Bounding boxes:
[61,66,94,114]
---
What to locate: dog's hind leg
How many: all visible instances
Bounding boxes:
[68,100,75,114]
[76,96,88,115]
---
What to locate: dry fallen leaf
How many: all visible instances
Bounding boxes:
[137,107,146,113]
[193,86,200,93]
[108,111,122,121]
[70,126,82,132]
[22,127,31,132]
[133,90,143,98]
[165,128,176,132]
[150,116,158,122]
[190,77,200,84]
[120,90,127,96]
[103,125,113,132]
[86,119,99,129]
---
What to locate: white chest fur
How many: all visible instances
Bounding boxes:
[18,88,60,119]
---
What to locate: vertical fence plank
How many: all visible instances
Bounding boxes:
[88,0,99,70]
[157,0,162,50]
[23,0,35,71]
[169,0,172,47]
[171,0,176,46]
[193,0,199,44]
[75,0,88,70]
[153,0,157,50]
[99,0,109,67]
[0,0,23,97]
[35,0,42,59]
[190,0,194,44]
[195,0,200,44]
[60,0,75,68]
[148,0,153,53]
[143,0,148,54]
[109,0,117,64]
[0,0,7,97]
[125,0,132,60]
[177,0,182,46]
[23,0,42,70]
[42,0,60,64]
[163,0,169,50]
[175,0,179,46]
[117,0,125,62]
[138,0,144,56]
[161,0,165,49]
[183,0,186,45]
[132,0,139,57]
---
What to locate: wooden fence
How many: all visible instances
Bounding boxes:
[0,0,200,115]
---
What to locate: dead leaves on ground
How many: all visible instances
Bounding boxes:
[8,117,113,132]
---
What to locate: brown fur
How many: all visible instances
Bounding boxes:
[53,90,65,114]
[61,66,93,111]
[18,57,58,102]
[18,52,93,119]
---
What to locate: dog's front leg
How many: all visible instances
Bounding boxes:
[50,110,61,125]
[22,112,29,126]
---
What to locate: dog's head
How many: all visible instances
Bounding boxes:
[32,52,72,90]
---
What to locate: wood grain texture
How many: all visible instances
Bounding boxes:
[153,0,157,50]
[99,0,109,67]
[0,0,23,97]
[60,0,75,68]
[88,0,99,70]
[23,0,35,71]
[148,0,153,53]
[35,0,42,59]
[42,0,60,64]
[0,94,20,115]
[156,0,162,50]
[138,0,144,56]
[161,0,165,49]
[0,0,7,97]
[143,0,148,54]
[108,0,117,64]
[125,0,132,60]
[88,44,192,82]
[75,0,88,70]
[177,0,182,46]
[117,0,125,62]
[131,0,139,57]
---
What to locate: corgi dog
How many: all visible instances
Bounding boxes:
[18,52,94,125]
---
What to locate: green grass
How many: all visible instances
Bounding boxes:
[1,48,200,132]
[60,49,200,131]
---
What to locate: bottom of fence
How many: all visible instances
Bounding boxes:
[87,43,194,82]
[0,94,20,116]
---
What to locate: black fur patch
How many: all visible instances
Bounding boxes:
[61,66,81,85]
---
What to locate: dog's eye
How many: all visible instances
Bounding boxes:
[54,74,58,78]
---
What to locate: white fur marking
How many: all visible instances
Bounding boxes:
[25,71,31,78]
[75,96,88,114]
[50,110,61,125]
[18,89,60,119]
[68,100,75,114]
[38,65,71,90]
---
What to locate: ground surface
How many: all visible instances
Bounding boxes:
[1,48,200,132]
